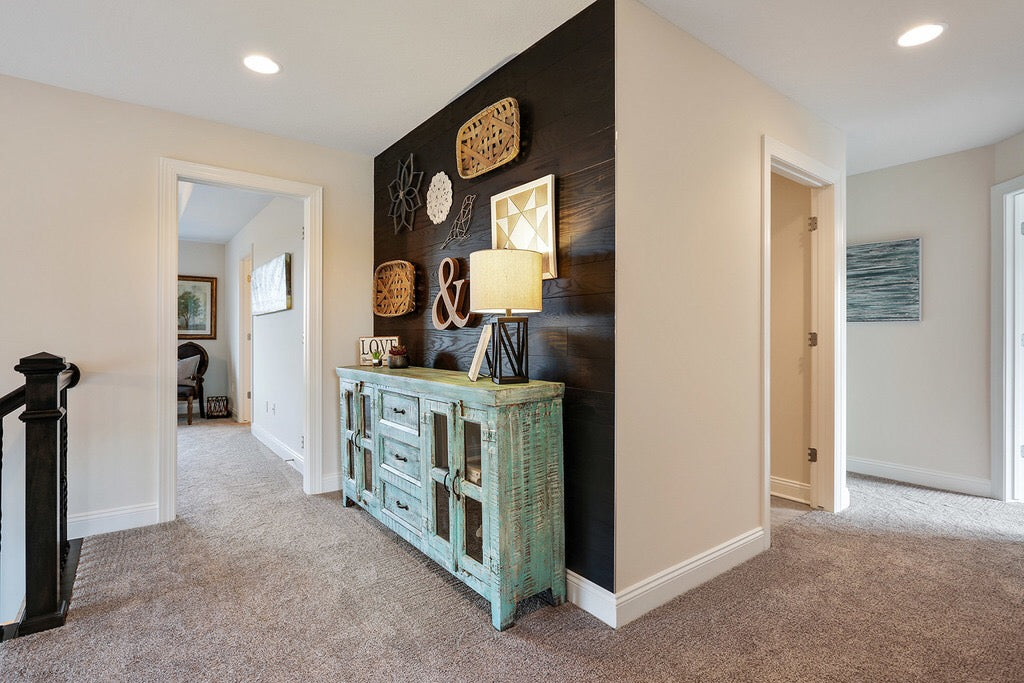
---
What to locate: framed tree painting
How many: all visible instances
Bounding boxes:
[178,275,217,339]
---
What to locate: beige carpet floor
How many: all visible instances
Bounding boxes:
[769,496,812,527]
[1,421,1022,682]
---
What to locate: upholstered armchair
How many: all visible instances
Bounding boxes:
[177,342,209,424]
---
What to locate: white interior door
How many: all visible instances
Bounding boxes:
[239,254,253,423]
[807,188,822,508]
[769,173,815,506]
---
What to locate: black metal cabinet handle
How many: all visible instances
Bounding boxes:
[396,501,409,510]
[394,453,408,462]
[392,407,406,415]
[453,469,462,501]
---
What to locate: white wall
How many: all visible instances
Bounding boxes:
[225,198,305,463]
[178,240,229,402]
[0,74,372,540]
[770,174,812,497]
[995,129,1024,184]
[615,0,844,604]
[847,146,995,493]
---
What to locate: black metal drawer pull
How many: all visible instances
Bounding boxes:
[396,501,409,510]
[394,453,408,462]
[392,407,406,415]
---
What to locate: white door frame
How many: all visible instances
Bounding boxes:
[239,253,253,424]
[761,136,848,538]
[990,172,1024,502]
[158,158,324,521]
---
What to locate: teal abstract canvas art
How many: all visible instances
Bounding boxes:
[847,238,921,322]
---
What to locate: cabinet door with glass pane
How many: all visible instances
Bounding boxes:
[356,384,377,509]
[340,380,377,511]
[423,399,456,572]
[339,380,360,506]
[454,406,492,583]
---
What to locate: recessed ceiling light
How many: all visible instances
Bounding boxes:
[897,23,945,48]
[243,54,280,75]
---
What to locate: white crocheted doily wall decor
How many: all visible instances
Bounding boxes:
[425,172,453,225]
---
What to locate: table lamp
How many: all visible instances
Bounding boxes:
[469,249,542,384]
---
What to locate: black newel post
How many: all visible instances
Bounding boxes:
[15,352,69,631]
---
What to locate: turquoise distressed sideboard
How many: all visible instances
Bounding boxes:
[335,365,566,630]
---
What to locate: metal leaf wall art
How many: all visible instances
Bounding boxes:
[387,154,424,234]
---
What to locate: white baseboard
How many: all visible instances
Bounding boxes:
[615,527,766,627]
[770,476,811,504]
[847,457,993,498]
[567,571,616,627]
[567,527,767,629]
[320,472,344,493]
[251,423,304,473]
[68,502,160,538]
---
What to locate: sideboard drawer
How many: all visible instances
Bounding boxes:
[381,434,421,484]
[381,390,419,435]
[381,481,421,534]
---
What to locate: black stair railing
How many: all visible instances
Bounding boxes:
[0,352,81,640]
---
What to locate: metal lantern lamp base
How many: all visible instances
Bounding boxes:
[486,316,529,384]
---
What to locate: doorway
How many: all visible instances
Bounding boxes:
[761,136,848,538]
[158,159,325,522]
[991,172,1024,502]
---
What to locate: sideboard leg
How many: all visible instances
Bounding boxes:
[342,495,355,508]
[491,597,516,631]
[550,574,567,606]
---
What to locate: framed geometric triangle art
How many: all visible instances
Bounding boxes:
[490,174,557,280]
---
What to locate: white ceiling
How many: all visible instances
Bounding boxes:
[641,0,1024,174]
[0,0,592,156]
[177,182,275,243]
[1,1,1021,174]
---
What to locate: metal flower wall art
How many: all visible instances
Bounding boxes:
[387,154,424,234]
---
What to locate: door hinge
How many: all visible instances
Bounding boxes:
[1019,221,1023,236]
[807,447,818,463]
[301,226,305,240]
[246,391,251,399]
[247,332,252,341]
[808,331,818,347]
[247,274,252,283]
[301,436,305,449]
[808,216,818,232]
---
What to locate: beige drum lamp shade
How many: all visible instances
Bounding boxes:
[469,249,543,314]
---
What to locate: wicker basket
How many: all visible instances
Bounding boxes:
[373,260,416,317]
[456,97,520,179]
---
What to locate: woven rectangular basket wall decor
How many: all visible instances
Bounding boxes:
[373,260,416,317]
[456,97,521,179]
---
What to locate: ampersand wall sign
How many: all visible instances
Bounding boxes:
[432,257,471,330]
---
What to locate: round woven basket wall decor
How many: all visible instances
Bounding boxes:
[373,260,416,318]
[456,97,520,179]
[426,172,453,224]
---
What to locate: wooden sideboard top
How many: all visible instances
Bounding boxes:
[336,366,564,406]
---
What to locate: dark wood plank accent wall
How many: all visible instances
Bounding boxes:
[373,0,614,590]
